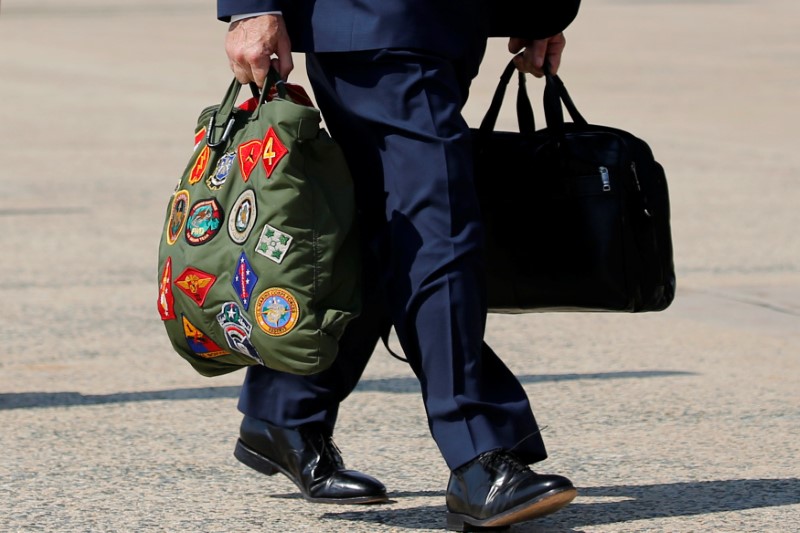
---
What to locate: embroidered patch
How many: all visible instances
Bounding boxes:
[255,287,299,336]
[228,189,257,244]
[166,189,190,245]
[254,224,293,264]
[174,267,217,307]
[238,139,262,181]
[157,257,176,320]
[194,126,207,152]
[182,315,228,358]
[188,145,210,185]
[216,302,264,365]
[232,252,258,311]
[206,151,236,190]
[261,127,288,178]
[185,198,223,246]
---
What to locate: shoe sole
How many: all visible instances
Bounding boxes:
[233,439,389,505]
[446,486,577,531]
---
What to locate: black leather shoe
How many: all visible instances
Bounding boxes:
[233,415,388,504]
[445,450,576,531]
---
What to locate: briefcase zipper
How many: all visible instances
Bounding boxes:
[599,166,611,191]
[630,161,642,191]
[630,161,652,217]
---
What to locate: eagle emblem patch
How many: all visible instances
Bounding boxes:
[174,267,217,306]
[254,287,299,337]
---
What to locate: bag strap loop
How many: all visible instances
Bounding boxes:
[477,57,588,139]
[206,68,287,147]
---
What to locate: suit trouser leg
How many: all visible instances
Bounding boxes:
[239,48,547,471]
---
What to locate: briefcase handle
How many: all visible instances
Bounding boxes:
[477,57,588,137]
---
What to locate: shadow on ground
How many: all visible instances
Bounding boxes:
[0,371,693,409]
[320,478,800,532]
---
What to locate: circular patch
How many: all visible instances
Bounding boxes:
[185,198,224,246]
[228,189,257,244]
[206,151,236,190]
[255,288,299,337]
[166,189,190,245]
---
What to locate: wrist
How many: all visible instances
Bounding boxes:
[230,11,282,23]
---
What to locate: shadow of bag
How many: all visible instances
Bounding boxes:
[472,59,676,313]
[157,71,360,376]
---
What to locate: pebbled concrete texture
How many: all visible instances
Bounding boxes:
[0,0,798,531]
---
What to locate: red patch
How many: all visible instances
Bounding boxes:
[261,127,288,178]
[194,126,207,151]
[189,145,210,185]
[182,316,229,358]
[157,257,176,320]
[238,97,259,113]
[174,267,217,307]
[238,139,263,181]
[267,84,314,107]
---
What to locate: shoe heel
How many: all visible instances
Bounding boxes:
[446,513,467,532]
[234,439,279,476]
[446,512,510,532]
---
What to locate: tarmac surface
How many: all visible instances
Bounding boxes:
[1,0,798,531]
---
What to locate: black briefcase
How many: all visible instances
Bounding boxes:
[484,0,582,39]
[472,59,676,313]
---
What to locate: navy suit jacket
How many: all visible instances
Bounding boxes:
[217,0,486,59]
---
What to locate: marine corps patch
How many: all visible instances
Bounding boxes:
[228,189,257,244]
[237,139,262,181]
[188,145,210,185]
[254,287,299,337]
[254,224,293,264]
[166,189,190,245]
[185,198,223,246]
[216,302,264,365]
[182,315,229,358]
[157,257,176,320]
[206,151,236,190]
[261,126,288,178]
[232,251,258,311]
[174,266,217,306]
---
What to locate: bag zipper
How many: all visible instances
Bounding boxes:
[630,161,652,217]
[600,166,611,191]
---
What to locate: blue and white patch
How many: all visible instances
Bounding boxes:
[255,224,293,264]
[215,302,263,365]
[206,151,236,190]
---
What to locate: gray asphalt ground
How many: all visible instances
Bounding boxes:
[1,1,799,532]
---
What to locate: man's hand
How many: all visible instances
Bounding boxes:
[225,14,293,86]
[508,32,566,77]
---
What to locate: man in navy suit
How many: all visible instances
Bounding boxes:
[217,1,580,529]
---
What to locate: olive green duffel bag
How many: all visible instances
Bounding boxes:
[157,71,360,377]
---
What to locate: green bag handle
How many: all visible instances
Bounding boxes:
[206,68,287,147]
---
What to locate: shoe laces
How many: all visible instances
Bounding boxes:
[481,449,530,475]
[312,433,346,470]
